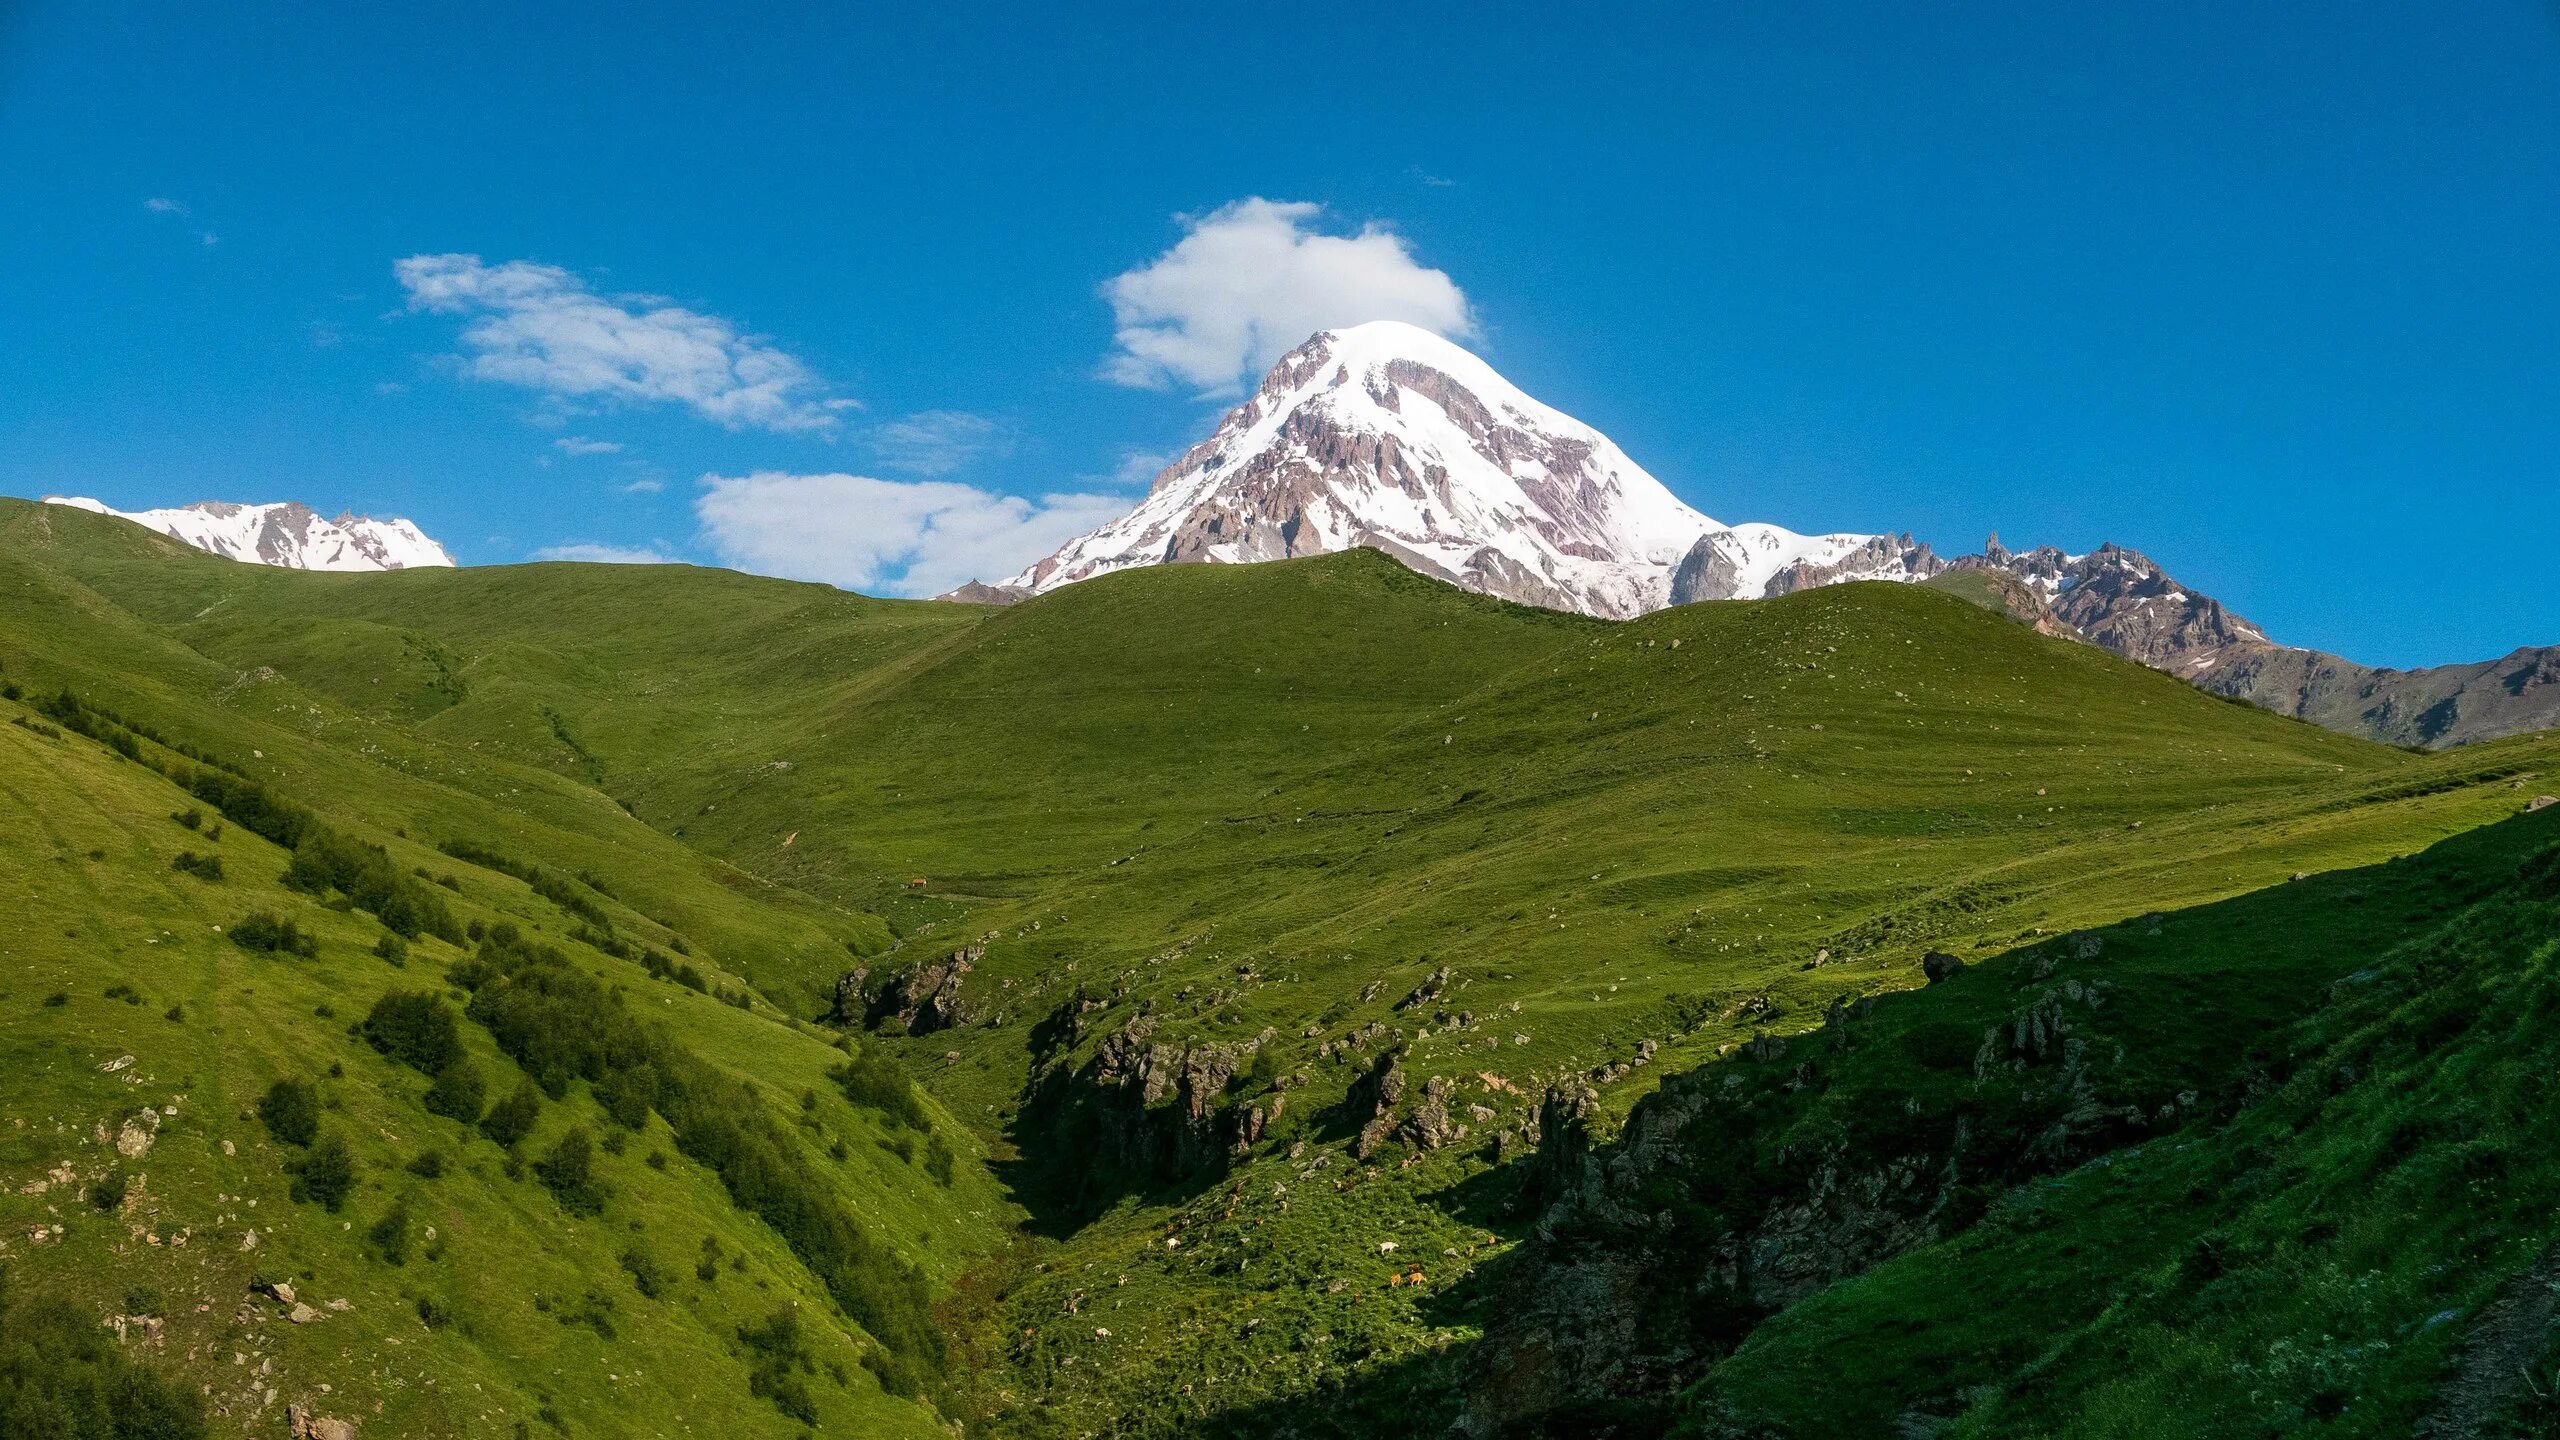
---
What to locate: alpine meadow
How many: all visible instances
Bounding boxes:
[10,8,2560,1437]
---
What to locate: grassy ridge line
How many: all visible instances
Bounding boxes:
[0,508,891,1009]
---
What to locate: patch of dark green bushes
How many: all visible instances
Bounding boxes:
[453,925,943,1393]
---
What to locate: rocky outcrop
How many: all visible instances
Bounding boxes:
[1402,1074,1461,1151]
[829,967,868,1026]
[862,946,980,1035]
[1457,934,2211,1435]
[1921,951,1964,985]
[1050,1015,1288,1176]
[1346,1048,1408,1160]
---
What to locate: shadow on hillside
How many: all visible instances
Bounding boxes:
[1185,805,2560,1438]
[996,1062,1240,1238]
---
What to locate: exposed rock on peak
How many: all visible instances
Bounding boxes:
[45,495,454,571]
[979,322,1903,619]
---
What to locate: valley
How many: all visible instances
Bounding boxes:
[4,495,2557,1436]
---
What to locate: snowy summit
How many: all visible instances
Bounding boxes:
[45,496,455,572]
[983,321,1924,618]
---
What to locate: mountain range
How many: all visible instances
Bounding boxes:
[32,326,2553,750]
[43,495,455,572]
[967,323,2559,749]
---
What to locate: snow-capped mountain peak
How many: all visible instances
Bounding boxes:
[44,496,455,572]
[993,321,1903,619]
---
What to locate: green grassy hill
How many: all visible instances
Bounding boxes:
[2,494,2554,1437]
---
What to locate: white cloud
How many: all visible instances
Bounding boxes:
[531,542,680,564]
[1100,197,1474,392]
[872,410,1006,475]
[395,253,840,433]
[694,471,1129,597]
[622,477,666,494]
[1089,448,1172,488]
[554,435,623,455]
[143,197,187,215]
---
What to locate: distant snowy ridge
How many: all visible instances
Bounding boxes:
[45,496,454,572]
[988,321,1912,619]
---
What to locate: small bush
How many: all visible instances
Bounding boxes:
[833,1048,928,1130]
[123,1285,164,1318]
[361,991,463,1074]
[368,1199,413,1265]
[90,1169,128,1213]
[374,934,409,967]
[170,850,224,882]
[926,1132,956,1187]
[534,1127,603,1215]
[424,1061,489,1126]
[416,1295,451,1329]
[406,1149,446,1179]
[599,1064,658,1130]
[40,992,67,1008]
[171,808,202,830]
[620,1246,669,1300]
[481,1078,542,1149]
[257,1078,320,1147]
[292,1133,356,1211]
[229,911,317,958]
[740,1308,820,1425]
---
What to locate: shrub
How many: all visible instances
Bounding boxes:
[89,1169,128,1212]
[285,829,459,941]
[257,1078,320,1147]
[171,808,202,830]
[481,1078,542,1149]
[833,1048,928,1131]
[534,1127,603,1215]
[374,934,409,966]
[229,912,317,958]
[170,850,223,881]
[122,1285,163,1318]
[40,992,67,1008]
[424,1061,489,1126]
[740,1308,820,1424]
[620,1246,669,1299]
[599,1064,658,1130]
[360,991,463,1075]
[368,1199,412,1265]
[925,1132,956,1188]
[292,1133,356,1211]
[406,1150,446,1179]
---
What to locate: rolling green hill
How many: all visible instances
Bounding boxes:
[2,494,2554,1438]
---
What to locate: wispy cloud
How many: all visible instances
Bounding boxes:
[143,197,188,216]
[531,542,680,564]
[553,436,623,456]
[871,410,1007,476]
[694,471,1128,597]
[395,253,844,433]
[1408,167,1457,188]
[1100,197,1474,392]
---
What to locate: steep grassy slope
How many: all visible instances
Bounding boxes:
[0,519,1013,1435]
[1666,812,2560,1438]
[4,495,2557,1437]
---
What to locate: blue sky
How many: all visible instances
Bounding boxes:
[2,1,2553,666]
